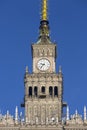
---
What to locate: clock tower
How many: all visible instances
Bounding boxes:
[32,14,56,73]
[23,0,65,127]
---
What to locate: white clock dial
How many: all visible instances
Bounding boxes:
[37,59,50,71]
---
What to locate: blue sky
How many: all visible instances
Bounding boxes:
[0,0,87,117]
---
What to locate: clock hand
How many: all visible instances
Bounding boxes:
[40,63,45,69]
[41,63,45,65]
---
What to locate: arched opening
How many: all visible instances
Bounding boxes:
[42,86,45,94]
[29,87,32,97]
[34,86,38,96]
[49,86,53,96]
[54,86,58,97]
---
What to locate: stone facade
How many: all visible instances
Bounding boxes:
[24,73,63,125]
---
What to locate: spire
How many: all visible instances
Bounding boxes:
[59,66,62,73]
[66,106,69,120]
[84,106,87,121]
[38,0,50,40]
[75,109,78,118]
[15,106,18,124]
[41,0,48,21]
[6,110,9,118]
[20,112,22,123]
[25,66,28,73]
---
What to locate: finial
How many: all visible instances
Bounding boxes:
[75,109,78,117]
[20,112,22,117]
[20,112,22,123]
[66,106,69,120]
[25,66,28,73]
[0,109,2,117]
[41,0,48,21]
[7,110,9,117]
[59,66,62,73]
[84,106,87,121]
[15,106,18,124]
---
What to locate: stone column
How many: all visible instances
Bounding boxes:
[53,87,54,98]
[32,86,34,97]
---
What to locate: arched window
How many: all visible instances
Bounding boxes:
[49,86,53,96]
[34,86,38,96]
[29,87,32,96]
[54,86,58,97]
[42,86,45,93]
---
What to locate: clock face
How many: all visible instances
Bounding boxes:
[37,59,50,71]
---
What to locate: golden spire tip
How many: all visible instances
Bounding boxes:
[41,0,48,21]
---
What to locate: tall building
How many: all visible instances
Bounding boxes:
[0,0,87,130]
[24,0,65,125]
